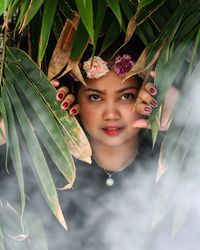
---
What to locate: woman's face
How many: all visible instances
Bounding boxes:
[77,70,142,148]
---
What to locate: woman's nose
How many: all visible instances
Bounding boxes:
[102,103,121,121]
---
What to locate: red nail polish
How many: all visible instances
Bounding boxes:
[149,87,157,95]
[62,102,69,109]
[150,99,158,107]
[70,108,77,115]
[144,106,152,112]
[57,93,64,100]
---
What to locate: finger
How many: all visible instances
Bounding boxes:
[132,119,150,129]
[61,93,75,110]
[51,79,60,87]
[56,86,70,101]
[150,70,156,78]
[135,102,153,116]
[138,89,158,108]
[69,104,80,116]
[144,82,157,96]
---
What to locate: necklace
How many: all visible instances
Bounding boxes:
[92,150,138,187]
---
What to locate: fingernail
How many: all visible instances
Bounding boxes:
[149,87,157,95]
[52,79,59,87]
[70,108,77,115]
[61,102,69,109]
[150,99,158,107]
[57,92,64,100]
[144,106,152,113]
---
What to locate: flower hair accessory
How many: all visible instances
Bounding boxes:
[83,56,109,79]
[82,54,134,79]
[69,54,134,81]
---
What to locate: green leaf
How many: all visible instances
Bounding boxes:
[3,77,67,229]
[0,196,28,246]
[75,0,94,44]
[6,47,90,160]
[0,97,9,171]
[107,0,123,29]
[58,0,74,19]
[19,0,45,31]
[119,0,137,20]
[5,62,75,186]
[0,0,13,16]
[93,0,107,53]
[1,86,25,217]
[38,0,58,64]
[15,0,30,29]
[7,0,22,16]
[100,18,121,54]
[24,212,48,250]
[136,0,167,25]
[138,0,157,8]
[52,11,64,40]
[70,19,89,60]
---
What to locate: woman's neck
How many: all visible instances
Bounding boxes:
[91,136,139,172]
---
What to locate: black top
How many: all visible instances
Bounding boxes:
[1,132,200,250]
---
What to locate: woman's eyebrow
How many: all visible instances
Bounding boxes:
[83,88,104,94]
[117,86,140,93]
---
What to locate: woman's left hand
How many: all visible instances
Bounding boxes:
[132,71,179,131]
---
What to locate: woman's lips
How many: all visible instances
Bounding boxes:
[102,127,123,135]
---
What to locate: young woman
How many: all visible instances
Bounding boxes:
[46,56,180,250]
[53,54,178,185]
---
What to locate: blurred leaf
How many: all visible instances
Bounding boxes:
[15,0,29,29]
[119,0,137,19]
[93,0,107,53]
[0,196,28,244]
[174,11,200,45]
[107,0,123,29]
[136,20,156,46]
[24,212,48,250]
[75,0,94,44]
[100,18,121,54]
[0,0,13,16]
[138,0,158,8]
[1,87,25,216]
[70,18,89,60]
[153,61,200,227]
[136,0,167,25]
[7,0,21,17]
[0,99,7,145]
[7,47,91,163]
[3,77,67,230]
[38,0,58,65]
[19,0,45,32]
[58,0,74,19]
[0,98,8,170]
[0,226,5,250]
[52,11,64,40]
[145,2,184,66]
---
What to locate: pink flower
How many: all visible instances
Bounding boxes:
[114,54,134,77]
[83,56,109,79]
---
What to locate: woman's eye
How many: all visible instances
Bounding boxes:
[121,93,135,100]
[89,94,102,101]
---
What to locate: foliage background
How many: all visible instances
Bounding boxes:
[0,0,200,248]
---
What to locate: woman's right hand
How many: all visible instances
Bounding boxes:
[52,79,80,116]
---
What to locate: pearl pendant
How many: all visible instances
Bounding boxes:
[106,177,114,186]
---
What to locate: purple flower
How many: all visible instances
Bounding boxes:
[114,54,134,77]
